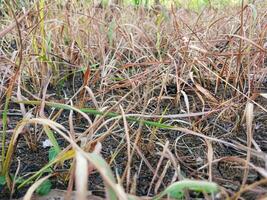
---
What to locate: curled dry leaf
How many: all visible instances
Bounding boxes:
[195,83,218,103]
[260,93,267,99]
[75,151,89,200]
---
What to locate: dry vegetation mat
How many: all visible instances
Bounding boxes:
[0,0,267,199]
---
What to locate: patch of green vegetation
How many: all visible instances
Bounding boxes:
[154,180,219,199]
[0,176,6,186]
[101,0,242,10]
[36,179,52,196]
[48,147,59,162]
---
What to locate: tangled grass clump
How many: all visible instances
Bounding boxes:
[0,0,267,199]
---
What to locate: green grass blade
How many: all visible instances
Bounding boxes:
[1,96,10,172]
[15,100,174,130]
[43,125,61,154]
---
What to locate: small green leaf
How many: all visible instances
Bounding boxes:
[49,147,59,162]
[43,126,61,154]
[154,180,219,200]
[0,176,6,186]
[36,179,52,196]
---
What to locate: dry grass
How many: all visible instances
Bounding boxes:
[0,0,267,199]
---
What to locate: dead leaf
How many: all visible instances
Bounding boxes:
[195,83,218,103]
